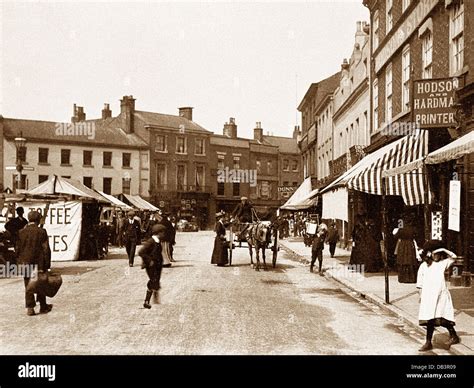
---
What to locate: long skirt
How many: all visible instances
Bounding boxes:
[161,242,172,266]
[396,239,418,283]
[211,237,228,266]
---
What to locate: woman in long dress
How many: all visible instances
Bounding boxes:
[211,212,228,267]
[417,240,459,351]
[394,220,419,283]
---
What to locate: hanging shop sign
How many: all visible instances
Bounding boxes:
[413,78,458,128]
[448,180,461,232]
[431,211,443,240]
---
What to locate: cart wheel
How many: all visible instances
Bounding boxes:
[272,230,278,268]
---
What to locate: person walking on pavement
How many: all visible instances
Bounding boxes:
[5,206,28,250]
[393,215,420,283]
[123,210,141,267]
[16,211,52,316]
[310,223,328,275]
[326,221,339,258]
[211,211,229,267]
[417,240,460,352]
[139,224,166,309]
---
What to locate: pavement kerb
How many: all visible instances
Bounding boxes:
[279,242,473,356]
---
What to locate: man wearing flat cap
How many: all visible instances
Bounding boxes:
[138,223,166,308]
[123,210,141,267]
[16,210,52,316]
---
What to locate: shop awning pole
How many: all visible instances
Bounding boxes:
[381,176,390,304]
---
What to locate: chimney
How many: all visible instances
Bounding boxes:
[254,122,263,142]
[293,125,300,140]
[223,117,238,138]
[71,104,86,123]
[102,103,112,119]
[355,20,369,49]
[120,95,136,134]
[178,107,193,121]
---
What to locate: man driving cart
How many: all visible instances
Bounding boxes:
[231,197,255,241]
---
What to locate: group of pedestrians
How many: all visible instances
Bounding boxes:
[8,204,177,314]
[122,210,176,268]
[306,214,461,352]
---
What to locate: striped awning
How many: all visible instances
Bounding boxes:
[426,130,474,164]
[321,131,431,206]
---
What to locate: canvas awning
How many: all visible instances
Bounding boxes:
[122,194,159,211]
[98,191,133,210]
[280,177,318,210]
[426,130,474,164]
[382,130,474,177]
[27,175,110,203]
[321,131,431,206]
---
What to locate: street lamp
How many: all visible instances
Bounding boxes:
[14,132,27,191]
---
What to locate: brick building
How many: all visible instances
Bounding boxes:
[298,72,341,188]
[125,98,213,228]
[263,126,303,205]
[210,118,302,218]
[361,0,473,271]
[209,118,252,215]
[0,105,149,196]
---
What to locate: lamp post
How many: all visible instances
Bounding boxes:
[14,132,27,192]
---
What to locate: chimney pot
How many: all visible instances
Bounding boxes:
[178,107,193,121]
[102,103,112,119]
[254,122,263,142]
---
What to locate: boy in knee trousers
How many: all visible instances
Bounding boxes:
[139,224,166,309]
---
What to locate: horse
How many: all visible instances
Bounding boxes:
[245,221,272,271]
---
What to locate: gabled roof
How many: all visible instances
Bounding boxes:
[263,135,299,154]
[134,111,211,133]
[1,117,148,148]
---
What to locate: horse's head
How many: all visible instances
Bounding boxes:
[255,221,271,244]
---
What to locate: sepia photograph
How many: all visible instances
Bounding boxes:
[0,0,473,385]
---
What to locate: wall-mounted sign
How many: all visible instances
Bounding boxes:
[278,187,296,193]
[413,78,458,128]
[374,0,438,73]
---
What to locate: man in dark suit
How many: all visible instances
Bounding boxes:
[5,206,28,249]
[16,210,52,316]
[123,210,141,267]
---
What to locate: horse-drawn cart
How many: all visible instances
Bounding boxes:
[227,210,279,270]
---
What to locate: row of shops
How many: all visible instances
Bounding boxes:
[281,129,473,281]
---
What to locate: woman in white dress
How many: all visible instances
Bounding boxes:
[416,240,460,351]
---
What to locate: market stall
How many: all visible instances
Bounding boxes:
[3,175,113,261]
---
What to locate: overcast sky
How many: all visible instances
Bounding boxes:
[1,0,368,139]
